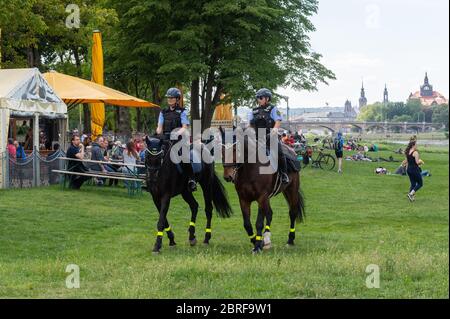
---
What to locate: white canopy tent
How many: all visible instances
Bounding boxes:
[0,68,67,188]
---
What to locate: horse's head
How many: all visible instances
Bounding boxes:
[221,141,239,183]
[219,126,243,183]
[144,136,169,183]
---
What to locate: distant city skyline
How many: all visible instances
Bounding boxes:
[277,0,449,108]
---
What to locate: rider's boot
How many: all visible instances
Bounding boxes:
[184,163,197,192]
[279,146,290,184]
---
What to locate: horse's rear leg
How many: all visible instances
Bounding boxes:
[181,191,199,246]
[283,177,303,246]
[202,189,214,245]
[287,207,297,246]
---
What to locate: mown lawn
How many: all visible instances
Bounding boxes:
[0,144,448,298]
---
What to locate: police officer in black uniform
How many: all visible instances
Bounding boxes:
[248,88,290,184]
[156,88,197,191]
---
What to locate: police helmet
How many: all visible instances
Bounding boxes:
[165,88,182,99]
[255,88,272,101]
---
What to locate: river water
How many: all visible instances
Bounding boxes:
[391,140,449,146]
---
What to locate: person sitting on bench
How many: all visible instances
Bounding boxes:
[66,135,91,190]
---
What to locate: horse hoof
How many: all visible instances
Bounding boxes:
[252,247,262,254]
[189,238,197,246]
[203,240,209,245]
[286,242,295,248]
[169,242,177,248]
[152,249,161,255]
[263,233,272,249]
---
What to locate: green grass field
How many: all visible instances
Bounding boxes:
[0,144,448,298]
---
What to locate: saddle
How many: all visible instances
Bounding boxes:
[175,147,204,175]
[281,144,301,172]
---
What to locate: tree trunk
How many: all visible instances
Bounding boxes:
[134,73,142,132]
[26,46,33,67]
[118,107,130,134]
[115,106,120,133]
[26,46,41,68]
[201,73,223,131]
[80,105,90,134]
[190,78,200,121]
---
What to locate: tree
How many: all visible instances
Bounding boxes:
[109,0,335,130]
[385,102,407,121]
[432,104,449,130]
[0,0,118,133]
[357,102,385,122]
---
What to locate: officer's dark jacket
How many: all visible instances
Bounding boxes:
[162,106,185,135]
[251,105,275,133]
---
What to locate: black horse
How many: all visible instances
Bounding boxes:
[144,137,232,253]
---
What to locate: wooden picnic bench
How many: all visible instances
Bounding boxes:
[53,157,147,196]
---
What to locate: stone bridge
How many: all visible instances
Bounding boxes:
[283,120,444,134]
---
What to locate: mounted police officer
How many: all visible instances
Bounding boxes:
[248,88,290,184]
[155,87,197,192]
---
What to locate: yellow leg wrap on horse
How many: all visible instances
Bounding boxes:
[290,228,295,233]
[157,231,164,237]
[249,234,256,239]
[205,228,212,233]
[164,226,171,232]
[265,225,270,231]
[189,222,196,227]
[256,236,262,241]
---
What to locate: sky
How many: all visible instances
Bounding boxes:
[277,0,450,109]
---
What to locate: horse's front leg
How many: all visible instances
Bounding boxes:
[181,191,199,246]
[239,198,256,248]
[253,198,269,253]
[153,196,171,254]
[263,205,273,250]
[153,196,176,247]
[164,218,176,247]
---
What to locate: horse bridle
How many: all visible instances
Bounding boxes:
[145,140,172,177]
[222,142,242,182]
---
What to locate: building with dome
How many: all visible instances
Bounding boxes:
[409,73,448,107]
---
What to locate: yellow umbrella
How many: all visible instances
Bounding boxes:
[176,83,184,108]
[213,94,233,121]
[91,30,105,140]
[43,72,159,108]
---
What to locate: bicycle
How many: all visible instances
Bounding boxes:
[299,147,336,171]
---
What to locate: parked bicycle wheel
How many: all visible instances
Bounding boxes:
[319,154,335,171]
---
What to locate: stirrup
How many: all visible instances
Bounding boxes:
[188,179,197,192]
[281,172,290,184]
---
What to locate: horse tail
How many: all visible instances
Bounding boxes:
[296,190,306,223]
[211,172,233,218]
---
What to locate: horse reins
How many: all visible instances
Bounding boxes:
[222,142,242,182]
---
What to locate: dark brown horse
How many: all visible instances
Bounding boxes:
[220,129,305,253]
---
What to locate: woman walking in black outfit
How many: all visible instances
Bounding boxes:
[405,137,424,202]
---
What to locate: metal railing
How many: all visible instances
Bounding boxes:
[0,149,65,189]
